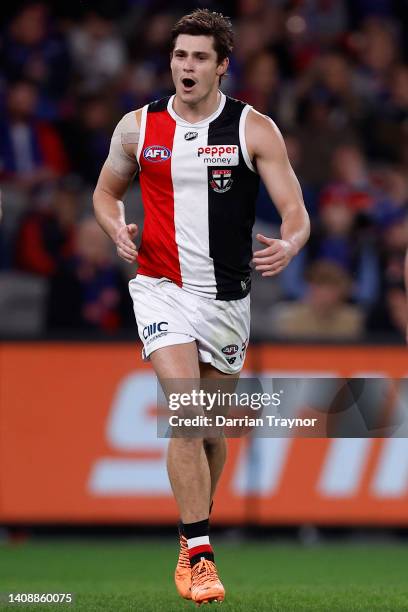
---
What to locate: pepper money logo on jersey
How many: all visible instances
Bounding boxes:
[197,145,239,166]
[143,145,171,162]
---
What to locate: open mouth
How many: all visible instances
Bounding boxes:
[181,77,196,90]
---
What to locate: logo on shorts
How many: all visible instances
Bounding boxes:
[226,357,236,365]
[184,131,198,141]
[240,338,248,361]
[143,145,171,162]
[222,344,239,356]
[143,321,168,340]
[210,169,233,193]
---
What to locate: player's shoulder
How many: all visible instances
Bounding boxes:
[224,94,248,108]
[114,109,142,133]
[146,96,172,113]
[246,107,280,132]
[111,109,143,157]
[243,107,286,160]
[246,108,284,145]
[220,94,249,120]
[224,95,282,135]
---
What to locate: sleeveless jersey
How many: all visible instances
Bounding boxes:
[136,92,260,301]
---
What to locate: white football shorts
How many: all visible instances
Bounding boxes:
[129,275,250,374]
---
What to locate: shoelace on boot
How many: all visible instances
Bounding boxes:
[177,535,190,569]
[191,559,218,588]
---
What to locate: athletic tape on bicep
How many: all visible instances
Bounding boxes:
[106,112,140,179]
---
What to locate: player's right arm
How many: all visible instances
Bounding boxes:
[93,110,141,263]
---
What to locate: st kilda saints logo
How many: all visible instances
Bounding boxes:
[210,169,233,193]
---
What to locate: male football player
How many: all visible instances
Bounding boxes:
[93,9,310,604]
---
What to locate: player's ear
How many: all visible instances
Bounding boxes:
[216,57,229,79]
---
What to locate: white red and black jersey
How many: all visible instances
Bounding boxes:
[136,92,260,300]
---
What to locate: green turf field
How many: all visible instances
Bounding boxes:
[0,539,407,611]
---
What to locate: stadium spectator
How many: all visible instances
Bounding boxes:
[128,12,174,82]
[292,0,348,46]
[235,51,282,117]
[60,96,114,186]
[67,12,126,94]
[234,17,268,67]
[328,144,373,205]
[269,260,364,340]
[371,167,408,227]
[378,213,408,290]
[46,217,133,332]
[353,18,399,105]
[0,192,6,270]
[296,52,362,134]
[14,183,79,276]
[1,3,71,104]
[280,185,380,306]
[295,95,359,188]
[0,81,69,189]
[366,212,408,341]
[115,62,161,113]
[363,63,408,162]
[367,281,407,342]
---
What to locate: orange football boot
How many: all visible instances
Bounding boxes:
[191,558,225,605]
[174,533,192,599]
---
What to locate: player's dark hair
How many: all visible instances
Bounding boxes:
[171,8,234,64]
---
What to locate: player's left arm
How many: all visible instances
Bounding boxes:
[247,110,310,276]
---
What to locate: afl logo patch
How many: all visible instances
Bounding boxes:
[222,344,239,355]
[143,145,171,162]
[210,169,233,193]
[184,131,198,141]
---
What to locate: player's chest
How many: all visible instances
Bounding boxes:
[140,124,241,185]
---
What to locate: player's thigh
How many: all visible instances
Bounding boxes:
[200,361,240,443]
[199,361,240,382]
[150,341,203,428]
[151,341,201,379]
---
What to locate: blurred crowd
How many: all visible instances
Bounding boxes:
[0,0,407,341]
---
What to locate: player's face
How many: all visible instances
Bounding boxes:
[171,34,228,104]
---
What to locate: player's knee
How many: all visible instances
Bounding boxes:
[171,436,204,449]
[203,436,224,448]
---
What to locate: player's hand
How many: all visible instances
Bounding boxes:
[252,234,296,277]
[115,224,138,263]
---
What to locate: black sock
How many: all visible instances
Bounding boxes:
[179,501,213,537]
[183,518,214,567]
